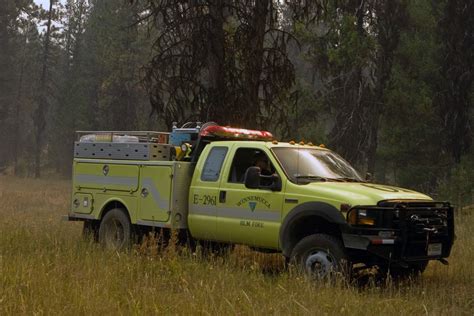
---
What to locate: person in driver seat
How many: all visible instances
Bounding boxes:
[252,152,275,186]
[253,153,271,175]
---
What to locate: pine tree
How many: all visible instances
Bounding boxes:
[135,0,296,132]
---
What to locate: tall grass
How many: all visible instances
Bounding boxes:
[0,176,472,315]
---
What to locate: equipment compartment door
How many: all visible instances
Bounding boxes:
[139,165,172,222]
[74,162,139,192]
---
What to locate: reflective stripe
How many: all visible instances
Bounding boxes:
[75,175,169,210]
[75,174,136,187]
[371,238,395,245]
[141,177,169,209]
[191,206,215,217]
[192,205,280,222]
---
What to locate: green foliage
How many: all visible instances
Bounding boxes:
[297,12,376,78]
[328,16,375,70]
[377,0,447,192]
[437,155,474,207]
[287,79,329,144]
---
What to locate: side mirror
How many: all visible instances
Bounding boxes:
[245,167,282,191]
[244,166,261,189]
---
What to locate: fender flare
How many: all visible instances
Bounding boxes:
[279,202,349,257]
[98,198,132,221]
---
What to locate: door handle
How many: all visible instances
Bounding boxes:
[219,191,226,203]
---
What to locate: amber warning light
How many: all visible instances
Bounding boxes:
[200,125,273,141]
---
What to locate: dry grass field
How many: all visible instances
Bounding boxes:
[0,175,473,315]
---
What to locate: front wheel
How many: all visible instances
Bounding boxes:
[291,234,349,280]
[99,208,132,251]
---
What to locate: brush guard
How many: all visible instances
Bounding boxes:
[343,201,454,264]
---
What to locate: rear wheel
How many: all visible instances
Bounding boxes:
[291,234,349,280]
[99,208,132,251]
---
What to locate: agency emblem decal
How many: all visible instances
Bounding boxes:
[236,196,271,211]
[248,201,257,212]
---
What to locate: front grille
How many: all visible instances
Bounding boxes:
[349,200,455,260]
[394,202,454,260]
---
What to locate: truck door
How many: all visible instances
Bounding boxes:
[215,147,284,249]
[188,145,229,240]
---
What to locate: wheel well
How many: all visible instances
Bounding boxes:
[100,201,129,221]
[284,215,341,257]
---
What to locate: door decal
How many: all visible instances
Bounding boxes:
[236,195,271,209]
[248,202,257,212]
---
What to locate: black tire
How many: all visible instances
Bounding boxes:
[99,208,132,251]
[83,220,99,242]
[381,261,428,280]
[291,234,349,279]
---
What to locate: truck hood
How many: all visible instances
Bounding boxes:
[299,182,432,206]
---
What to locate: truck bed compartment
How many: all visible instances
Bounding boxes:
[74,162,140,192]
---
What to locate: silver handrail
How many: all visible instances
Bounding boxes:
[76,131,170,143]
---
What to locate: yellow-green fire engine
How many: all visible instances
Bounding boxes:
[64,122,454,278]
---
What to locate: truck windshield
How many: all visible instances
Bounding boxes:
[272,147,363,183]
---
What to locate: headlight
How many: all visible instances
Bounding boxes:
[348,209,376,226]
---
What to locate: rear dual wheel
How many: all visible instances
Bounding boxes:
[98,208,132,251]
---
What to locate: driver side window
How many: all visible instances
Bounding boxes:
[227,148,275,184]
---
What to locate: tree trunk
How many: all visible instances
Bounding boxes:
[366,1,406,176]
[242,0,269,128]
[206,0,226,124]
[437,0,473,163]
[13,23,30,176]
[33,0,54,178]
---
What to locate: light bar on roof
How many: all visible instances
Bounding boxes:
[200,125,273,141]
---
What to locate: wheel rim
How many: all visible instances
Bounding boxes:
[305,250,335,278]
[105,218,125,249]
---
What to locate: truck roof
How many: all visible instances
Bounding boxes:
[208,140,330,151]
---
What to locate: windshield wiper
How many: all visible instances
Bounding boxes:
[296,176,362,183]
[295,175,329,182]
[335,177,364,182]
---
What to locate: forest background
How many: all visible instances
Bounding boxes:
[0,0,472,207]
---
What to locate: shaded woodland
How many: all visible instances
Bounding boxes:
[0,0,473,205]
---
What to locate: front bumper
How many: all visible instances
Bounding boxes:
[342,201,454,264]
